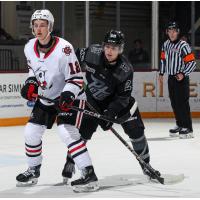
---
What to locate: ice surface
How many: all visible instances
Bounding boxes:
[0,119,200,198]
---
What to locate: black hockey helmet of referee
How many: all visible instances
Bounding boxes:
[103,30,125,53]
[166,21,180,33]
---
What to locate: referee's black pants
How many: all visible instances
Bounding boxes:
[168,75,192,131]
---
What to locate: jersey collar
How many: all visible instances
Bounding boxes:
[34,37,59,59]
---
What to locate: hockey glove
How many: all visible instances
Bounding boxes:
[59,91,75,112]
[99,109,116,131]
[21,77,38,101]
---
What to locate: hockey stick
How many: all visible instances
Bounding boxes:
[109,127,164,184]
[27,66,135,124]
[32,94,164,184]
[86,102,165,185]
[31,94,130,124]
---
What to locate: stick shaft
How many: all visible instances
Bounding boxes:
[32,94,123,124]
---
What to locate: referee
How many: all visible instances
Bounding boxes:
[159,21,196,139]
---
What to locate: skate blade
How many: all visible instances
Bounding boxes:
[179,133,194,139]
[16,178,38,187]
[169,133,179,137]
[72,181,99,193]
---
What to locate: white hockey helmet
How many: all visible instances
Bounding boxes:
[30,9,54,35]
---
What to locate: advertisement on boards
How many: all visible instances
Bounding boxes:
[0,72,199,120]
[0,73,33,119]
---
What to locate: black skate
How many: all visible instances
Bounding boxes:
[179,128,194,139]
[169,126,182,137]
[62,155,75,184]
[143,167,161,180]
[140,163,161,182]
[71,166,99,192]
[16,164,41,187]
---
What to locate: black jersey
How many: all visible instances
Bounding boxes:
[76,44,134,116]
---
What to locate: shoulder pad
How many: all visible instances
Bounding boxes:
[113,55,133,81]
[60,38,73,47]
[164,39,170,46]
[85,44,103,66]
[25,38,35,47]
[24,38,36,53]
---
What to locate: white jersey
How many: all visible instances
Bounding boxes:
[24,37,85,105]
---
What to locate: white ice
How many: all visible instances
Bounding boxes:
[0,119,200,198]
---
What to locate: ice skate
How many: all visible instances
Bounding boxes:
[143,167,161,180]
[169,125,182,137]
[71,166,99,192]
[62,155,75,184]
[140,163,161,183]
[179,128,194,139]
[16,165,41,187]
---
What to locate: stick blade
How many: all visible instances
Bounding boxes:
[163,173,185,185]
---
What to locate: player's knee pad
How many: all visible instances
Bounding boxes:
[125,127,150,163]
[57,124,80,146]
[130,133,150,163]
[123,125,145,139]
[24,122,46,145]
[131,134,147,151]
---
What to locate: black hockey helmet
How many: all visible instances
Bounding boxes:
[166,21,180,32]
[104,30,124,45]
[103,30,125,53]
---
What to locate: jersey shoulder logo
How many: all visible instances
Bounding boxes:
[62,46,72,56]
[90,46,102,55]
[120,63,129,73]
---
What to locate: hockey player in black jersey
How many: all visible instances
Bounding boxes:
[62,30,161,188]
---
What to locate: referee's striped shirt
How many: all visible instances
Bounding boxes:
[160,39,196,76]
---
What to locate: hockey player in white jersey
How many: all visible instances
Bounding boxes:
[16,9,99,192]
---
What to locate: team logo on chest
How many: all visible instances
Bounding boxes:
[88,74,109,100]
[62,46,72,56]
[34,67,52,90]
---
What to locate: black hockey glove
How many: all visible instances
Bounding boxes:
[21,77,38,101]
[99,110,116,131]
[59,91,75,112]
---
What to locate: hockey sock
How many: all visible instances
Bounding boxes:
[68,138,92,170]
